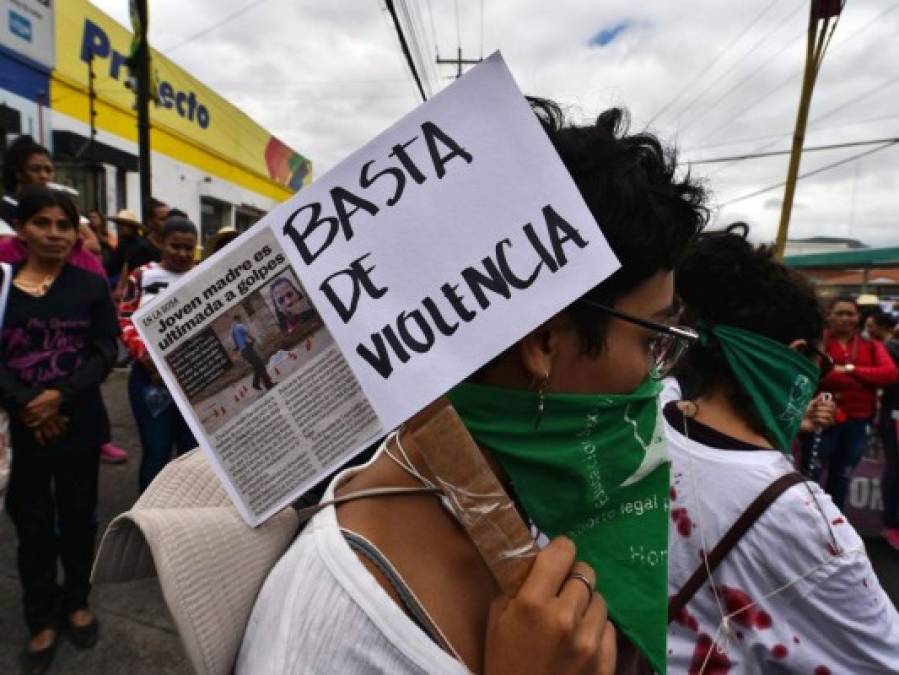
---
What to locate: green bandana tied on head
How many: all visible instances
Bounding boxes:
[448,378,669,673]
[698,322,820,452]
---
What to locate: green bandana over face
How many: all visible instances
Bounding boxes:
[699,322,820,452]
[448,378,669,674]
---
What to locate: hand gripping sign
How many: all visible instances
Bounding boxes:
[132,53,620,527]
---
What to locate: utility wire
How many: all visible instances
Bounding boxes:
[689,136,899,164]
[699,3,899,144]
[480,0,485,58]
[670,0,806,127]
[162,0,272,54]
[385,0,428,101]
[719,140,899,207]
[685,112,899,153]
[454,0,462,52]
[646,0,780,127]
[679,26,806,135]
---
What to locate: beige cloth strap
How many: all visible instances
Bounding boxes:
[294,486,442,523]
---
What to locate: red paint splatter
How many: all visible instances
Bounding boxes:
[670,486,678,500]
[863,578,869,588]
[715,586,773,630]
[688,634,731,675]
[672,603,700,632]
[793,636,800,644]
[814,667,831,675]
[772,644,788,659]
[672,507,693,537]
[832,517,845,525]
[827,543,839,556]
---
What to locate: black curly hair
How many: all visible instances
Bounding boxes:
[2,135,51,194]
[528,99,709,353]
[674,223,824,434]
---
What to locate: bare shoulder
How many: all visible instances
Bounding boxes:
[335,454,499,671]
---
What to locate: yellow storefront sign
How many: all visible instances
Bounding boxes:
[52,0,312,199]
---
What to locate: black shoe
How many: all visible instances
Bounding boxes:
[22,632,58,675]
[66,616,99,649]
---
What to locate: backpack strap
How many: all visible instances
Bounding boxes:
[668,471,806,624]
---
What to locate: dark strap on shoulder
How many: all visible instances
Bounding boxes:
[668,471,806,624]
[341,528,447,650]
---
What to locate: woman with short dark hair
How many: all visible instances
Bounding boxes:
[238,101,708,675]
[0,185,119,672]
[665,227,898,673]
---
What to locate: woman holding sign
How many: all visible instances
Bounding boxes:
[0,186,119,673]
[239,101,708,674]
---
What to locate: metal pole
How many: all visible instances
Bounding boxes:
[774,4,818,260]
[134,0,152,224]
[774,0,844,259]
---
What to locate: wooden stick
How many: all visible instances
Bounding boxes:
[404,397,537,595]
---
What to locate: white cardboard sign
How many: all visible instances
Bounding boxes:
[268,52,621,428]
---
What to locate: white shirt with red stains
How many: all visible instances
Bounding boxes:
[663,380,899,675]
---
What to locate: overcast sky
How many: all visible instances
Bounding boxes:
[92,0,899,247]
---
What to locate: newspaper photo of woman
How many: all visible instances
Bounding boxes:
[270,277,316,335]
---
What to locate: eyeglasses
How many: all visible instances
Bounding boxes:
[578,299,699,378]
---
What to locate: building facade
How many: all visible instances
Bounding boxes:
[1,0,311,244]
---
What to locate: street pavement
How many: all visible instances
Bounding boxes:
[1,370,898,674]
[1,371,191,674]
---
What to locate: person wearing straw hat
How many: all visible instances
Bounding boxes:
[108,209,144,295]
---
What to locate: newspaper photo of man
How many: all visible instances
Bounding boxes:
[230,314,275,391]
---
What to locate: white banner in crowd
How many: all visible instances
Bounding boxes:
[133,52,620,525]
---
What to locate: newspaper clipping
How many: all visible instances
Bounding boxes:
[133,53,618,526]
[135,227,381,523]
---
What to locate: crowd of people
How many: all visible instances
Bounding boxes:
[0,135,202,673]
[0,96,897,675]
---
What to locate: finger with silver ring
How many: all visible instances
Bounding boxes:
[559,561,596,616]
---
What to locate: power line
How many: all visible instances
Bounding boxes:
[480,0,485,59]
[684,112,899,153]
[811,72,899,124]
[385,0,428,101]
[689,136,899,164]
[698,3,899,144]
[162,0,272,54]
[669,0,806,126]
[678,26,805,135]
[646,0,780,127]
[719,140,899,207]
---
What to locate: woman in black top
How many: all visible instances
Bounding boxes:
[0,186,119,673]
